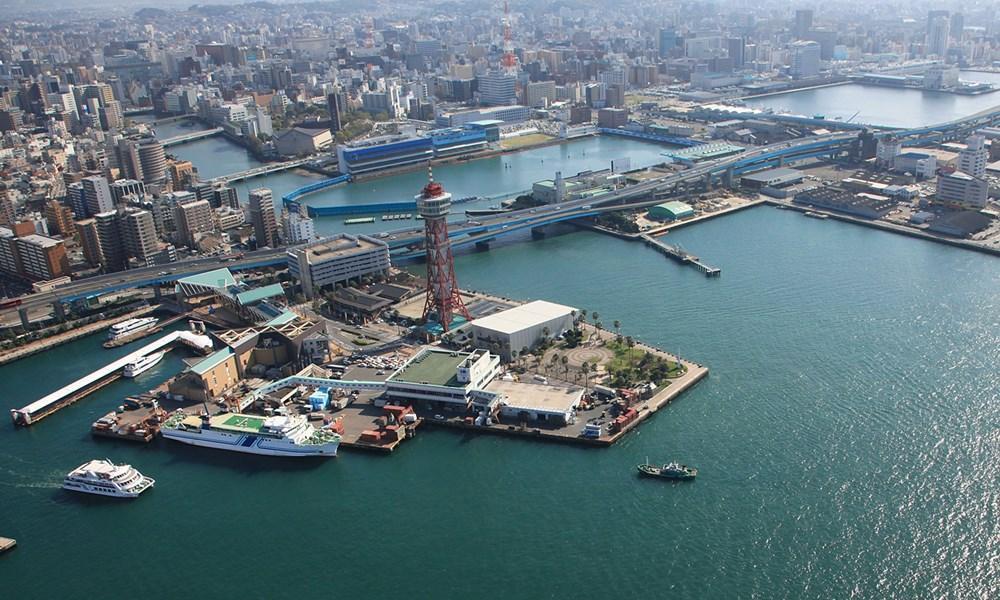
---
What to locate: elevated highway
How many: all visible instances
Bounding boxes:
[4,109,998,322]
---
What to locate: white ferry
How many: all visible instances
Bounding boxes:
[161,412,340,457]
[123,351,164,378]
[63,459,155,498]
[107,317,158,341]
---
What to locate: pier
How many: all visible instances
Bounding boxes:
[641,234,721,276]
[10,330,213,426]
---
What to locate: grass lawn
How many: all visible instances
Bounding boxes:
[604,339,685,386]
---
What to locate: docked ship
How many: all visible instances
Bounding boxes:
[123,351,164,378]
[107,317,158,341]
[637,460,697,480]
[161,411,340,457]
[62,459,155,498]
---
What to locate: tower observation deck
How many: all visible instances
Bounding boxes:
[417,170,471,332]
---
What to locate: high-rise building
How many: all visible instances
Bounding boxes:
[136,137,167,184]
[726,37,746,68]
[416,171,470,331]
[93,211,127,271]
[0,189,16,225]
[282,208,315,245]
[119,209,159,265]
[794,9,814,39]
[950,13,964,42]
[111,179,145,204]
[248,188,278,248]
[82,176,114,216]
[936,171,988,209]
[958,135,987,179]
[99,100,124,130]
[326,92,342,134]
[524,81,556,108]
[13,234,70,280]
[287,234,390,299]
[658,28,677,58]
[477,72,518,106]
[790,41,821,79]
[173,198,213,248]
[76,218,103,267]
[44,200,76,238]
[927,15,950,57]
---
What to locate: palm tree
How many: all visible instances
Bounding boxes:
[625,336,636,366]
[592,312,599,324]
[613,320,621,337]
[510,350,518,367]
[561,355,569,379]
[549,352,560,376]
[581,362,591,393]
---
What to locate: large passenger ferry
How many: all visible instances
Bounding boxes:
[107,317,158,341]
[161,412,340,457]
[63,459,155,498]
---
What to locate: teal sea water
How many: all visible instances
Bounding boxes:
[2,208,997,598]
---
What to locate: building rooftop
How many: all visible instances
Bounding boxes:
[293,234,387,263]
[389,348,468,387]
[190,347,234,376]
[471,300,576,335]
[740,167,803,184]
[177,267,236,291]
[235,283,285,306]
[486,379,584,414]
[264,309,299,327]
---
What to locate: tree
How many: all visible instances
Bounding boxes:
[613,320,621,336]
[561,355,569,379]
[581,362,591,393]
[549,352,560,375]
[625,336,636,365]
[510,350,518,366]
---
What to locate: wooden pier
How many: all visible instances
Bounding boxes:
[641,234,721,277]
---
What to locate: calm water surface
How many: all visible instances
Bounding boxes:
[1,208,997,599]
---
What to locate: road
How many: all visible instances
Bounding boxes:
[3,106,997,323]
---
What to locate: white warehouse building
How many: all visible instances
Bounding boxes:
[470,300,577,360]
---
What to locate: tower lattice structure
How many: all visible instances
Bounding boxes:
[417,170,471,331]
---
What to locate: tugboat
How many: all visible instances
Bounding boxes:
[637,458,697,480]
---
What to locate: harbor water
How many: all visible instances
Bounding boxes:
[1,208,997,598]
[741,71,1000,128]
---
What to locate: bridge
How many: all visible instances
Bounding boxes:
[3,107,998,321]
[281,174,351,207]
[208,158,313,185]
[161,127,224,147]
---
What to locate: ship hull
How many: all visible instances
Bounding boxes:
[162,429,338,457]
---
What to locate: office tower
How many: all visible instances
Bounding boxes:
[726,37,745,68]
[117,137,167,185]
[173,198,213,248]
[958,135,987,178]
[658,28,677,58]
[326,92,342,134]
[795,9,813,39]
[927,15,950,56]
[477,72,518,105]
[790,41,821,79]
[949,13,964,42]
[248,188,278,248]
[82,176,114,215]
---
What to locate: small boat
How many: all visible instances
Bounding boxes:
[123,351,164,378]
[637,459,697,480]
[63,459,155,498]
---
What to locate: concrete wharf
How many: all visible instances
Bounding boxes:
[641,234,721,276]
[10,330,213,426]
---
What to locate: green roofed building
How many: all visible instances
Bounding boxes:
[648,201,695,221]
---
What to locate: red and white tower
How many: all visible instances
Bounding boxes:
[417,169,471,332]
[501,1,518,75]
